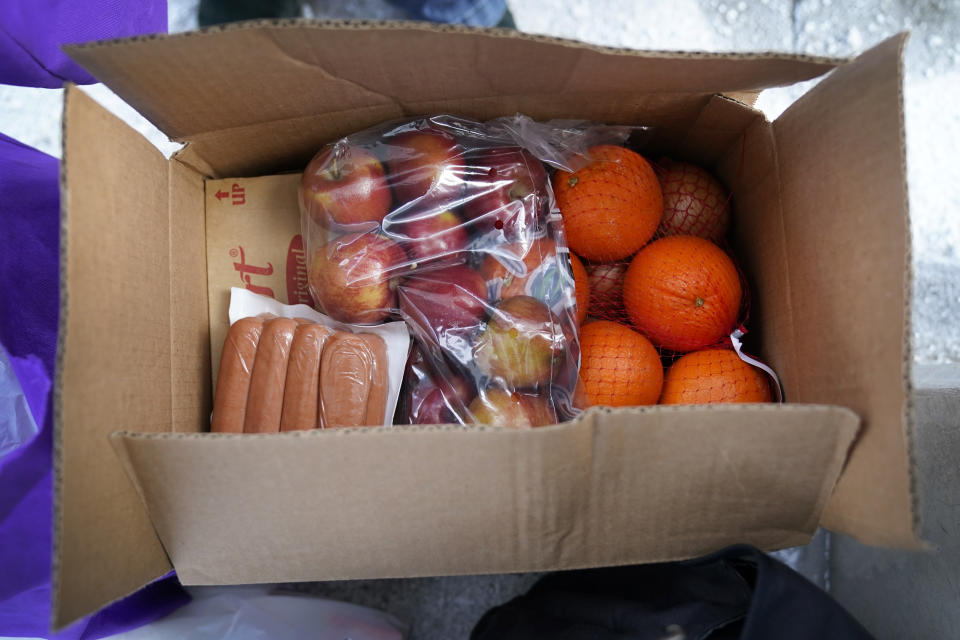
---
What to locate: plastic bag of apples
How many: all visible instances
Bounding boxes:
[299,115,635,428]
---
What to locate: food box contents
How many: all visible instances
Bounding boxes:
[53,33,915,624]
[210,316,389,432]
[294,115,779,427]
[209,287,410,432]
[297,115,637,427]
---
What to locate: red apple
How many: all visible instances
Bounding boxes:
[385,128,463,204]
[466,388,557,428]
[300,144,392,228]
[401,346,477,424]
[480,236,558,300]
[462,147,548,238]
[473,295,564,389]
[383,208,469,264]
[408,375,477,425]
[308,232,409,324]
[398,265,488,348]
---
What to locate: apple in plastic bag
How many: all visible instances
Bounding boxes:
[300,144,392,227]
[466,388,556,428]
[385,128,463,204]
[463,147,548,238]
[480,236,563,302]
[308,232,408,324]
[407,374,477,425]
[398,265,488,351]
[383,208,469,264]
[473,295,564,389]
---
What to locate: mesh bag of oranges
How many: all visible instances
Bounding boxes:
[299,115,647,428]
[553,146,782,408]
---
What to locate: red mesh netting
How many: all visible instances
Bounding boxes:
[568,151,778,407]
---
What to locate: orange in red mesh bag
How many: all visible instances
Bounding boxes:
[577,320,662,407]
[655,158,732,243]
[623,235,742,352]
[660,348,772,404]
[552,145,663,262]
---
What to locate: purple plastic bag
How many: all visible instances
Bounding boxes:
[0,132,190,638]
[0,131,190,638]
[0,0,166,87]
[0,3,189,634]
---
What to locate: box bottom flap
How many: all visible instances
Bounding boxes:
[110,404,858,584]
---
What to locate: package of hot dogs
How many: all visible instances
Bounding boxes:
[209,288,408,432]
[298,115,635,428]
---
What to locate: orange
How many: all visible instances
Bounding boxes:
[553,146,663,262]
[569,252,589,325]
[623,235,741,352]
[656,158,731,243]
[660,349,772,404]
[578,320,663,407]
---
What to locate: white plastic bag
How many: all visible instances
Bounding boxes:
[107,585,407,640]
[0,346,39,462]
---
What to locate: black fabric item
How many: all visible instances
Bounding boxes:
[198,0,300,26]
[471,545,876,640]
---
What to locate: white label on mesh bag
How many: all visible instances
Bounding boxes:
[730,329,785,403]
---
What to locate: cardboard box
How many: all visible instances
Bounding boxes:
[204,173,311,384]
[54,23,912,630]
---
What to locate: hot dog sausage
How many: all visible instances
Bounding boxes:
[210,317,264,433]
[357,333,388,426]
[319,332,371,428]
[280,323,332,431]
[244,317,297,433]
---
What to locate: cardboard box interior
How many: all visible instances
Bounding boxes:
[54,23,912,630]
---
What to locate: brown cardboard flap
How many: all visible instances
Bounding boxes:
[717,113,803,405]
[773,33,915,546]
[54,87,172,628]
[169,160,211,433]
[110,404,858,584]
[65,22,840,176]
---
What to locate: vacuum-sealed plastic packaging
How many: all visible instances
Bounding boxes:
[299,116,634,426]
[209,288,408,432]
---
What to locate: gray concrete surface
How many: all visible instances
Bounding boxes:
[829,365,960,639]
[274,532,831,639]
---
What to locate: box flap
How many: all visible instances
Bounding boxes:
[110,405,858,584]
[54,86,173,628]
[169,159,211,433]
[64,22,841,175]
[773,33,915,546]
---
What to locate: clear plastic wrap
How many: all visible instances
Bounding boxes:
[210,288,409,432]
[299,115,636,427]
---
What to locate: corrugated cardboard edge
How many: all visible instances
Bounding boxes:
[894,33,922,547]
[50,82,73,637]
[65,18,851,66]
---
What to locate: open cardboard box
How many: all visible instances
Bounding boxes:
[54,23,913,629]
